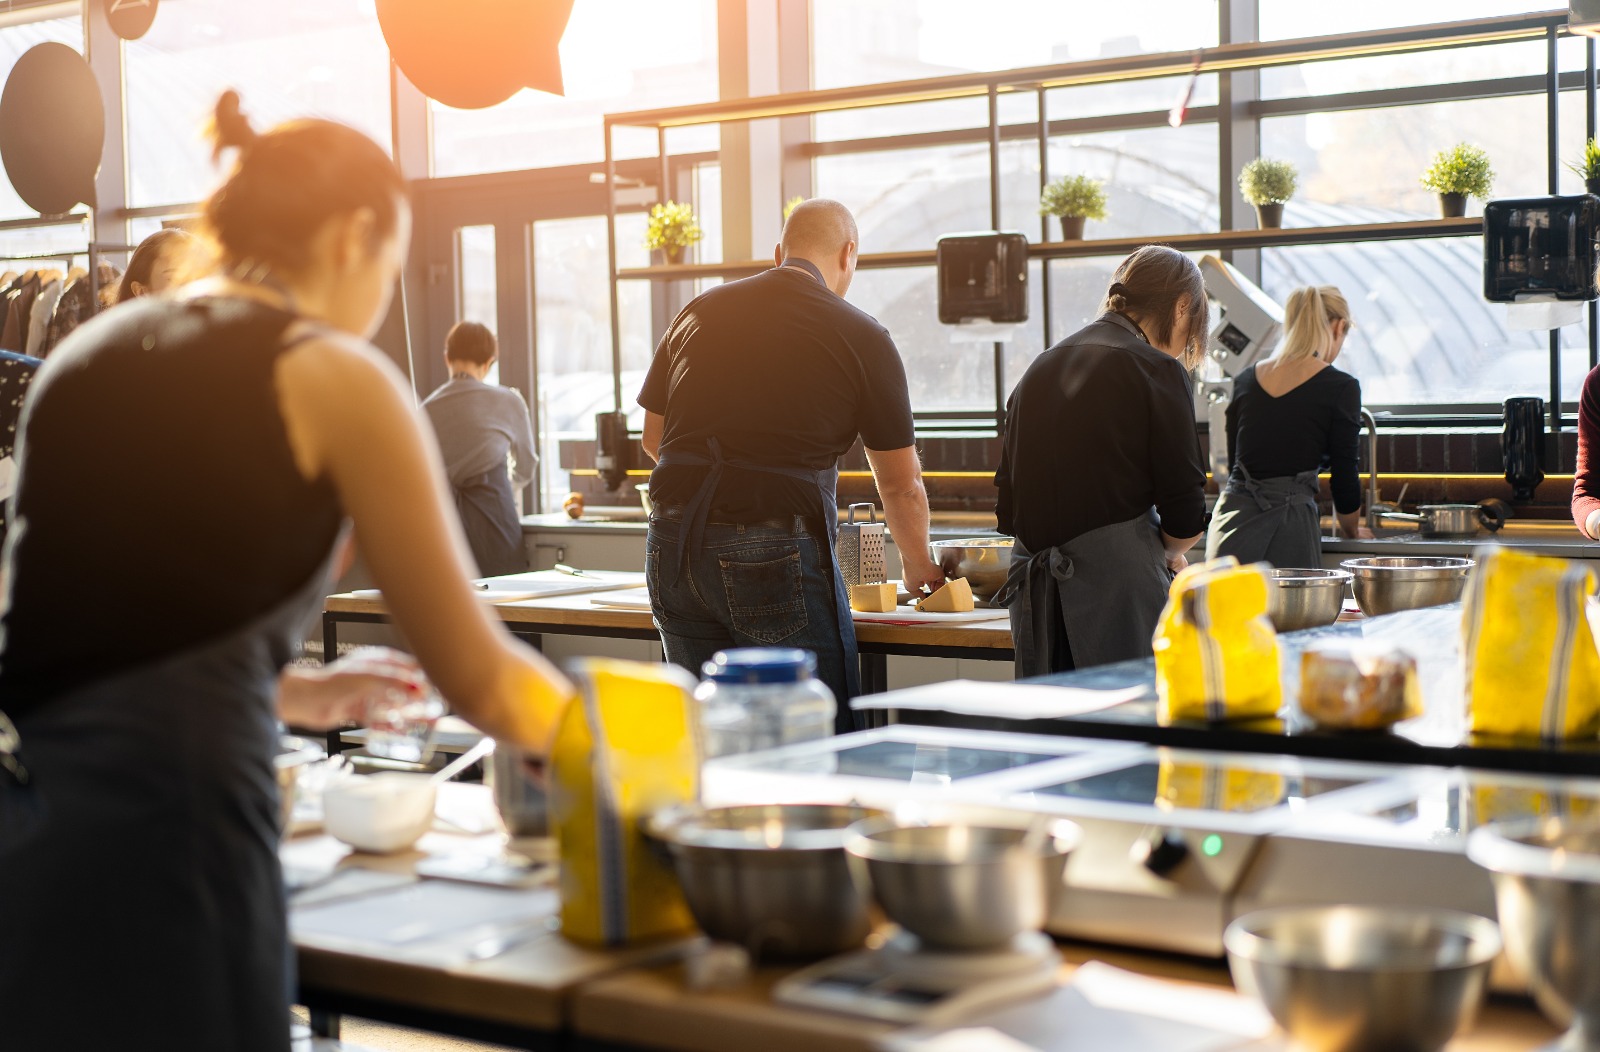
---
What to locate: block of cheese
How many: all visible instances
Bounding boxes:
[916,577,974,613]
[850,582,898,613]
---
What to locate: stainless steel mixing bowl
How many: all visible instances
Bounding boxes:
[928,537,1013,600]
[645,803,884,960]
[1266,568,1352,631]
[1339,556,1474,616]
[1468,817,1600,1051]
[275,735,324,837]
[845,816,1080,950]
[1225,905,1501,1052]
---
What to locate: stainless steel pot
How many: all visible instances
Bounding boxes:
[644,803,884,960]
[1265,569,1352,632]
[1339,556,1474,616]
[1379,502,1507,539]
[928,537,1012,600]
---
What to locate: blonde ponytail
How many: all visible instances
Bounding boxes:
[1278,285,1350,364]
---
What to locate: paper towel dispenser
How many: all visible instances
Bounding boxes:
[1483,194,1600,303]
[936,232,1029,324]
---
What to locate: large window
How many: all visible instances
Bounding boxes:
[124,2,393,207]
[430,0,719,178]
[804,2,1596,415]
[532,215,651,511]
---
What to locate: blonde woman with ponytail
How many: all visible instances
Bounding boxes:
[1206,285,1366,568]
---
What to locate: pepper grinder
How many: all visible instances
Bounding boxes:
[1502,396,1545,504]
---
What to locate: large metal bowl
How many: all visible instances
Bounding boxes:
[1339,556,1474,616]
[928,537,1013,600]
[275,735,324,837]
[1266,568,1351,631]
[845,816,1080,950]
[1468,817,1600,1050]
[1225,905,1501,1052]
[644,803,884,960]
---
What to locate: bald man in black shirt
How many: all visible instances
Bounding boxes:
[639,200,942,719]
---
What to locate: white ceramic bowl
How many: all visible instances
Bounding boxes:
[322,773,437,854]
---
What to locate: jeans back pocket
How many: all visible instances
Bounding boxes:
[717,545,808,645]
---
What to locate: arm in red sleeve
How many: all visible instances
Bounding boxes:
[1574,366,1600,537]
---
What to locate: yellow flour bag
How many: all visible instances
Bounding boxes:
[1463,548,1600,740]
[1154,557,1282,724]
[550,659,699,946]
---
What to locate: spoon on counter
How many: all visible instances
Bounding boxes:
[429,735,496,786]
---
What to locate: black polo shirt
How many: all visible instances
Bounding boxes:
[996,313,1207,552]
[638,263,915,525]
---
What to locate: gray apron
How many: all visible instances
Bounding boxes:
[453,464,528,577]
[657,434,859,699]
[0,542,341,1052]
[996,510,1172,678]
[1205,463,1321,569]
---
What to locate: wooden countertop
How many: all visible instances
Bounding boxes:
[571,941,1557,1052]
[325,586,1015,653]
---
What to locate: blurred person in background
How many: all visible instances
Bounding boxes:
[422,320,537,576]
[114,227,198,303]
[1206,285,1366,567]
[996,245,1209,677]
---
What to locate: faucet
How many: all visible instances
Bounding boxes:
[1360,407,1402,531]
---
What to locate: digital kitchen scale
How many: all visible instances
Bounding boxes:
[773,929,1060,1026]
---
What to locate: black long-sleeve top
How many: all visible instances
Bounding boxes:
[1226,363,1363,515]
[995,313,1208,552]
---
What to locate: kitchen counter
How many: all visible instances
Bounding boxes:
[288,785,1560,1052]
[873,604,1600,776]
[523,511,1001,541]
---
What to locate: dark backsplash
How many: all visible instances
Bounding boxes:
[562,428,1584,520]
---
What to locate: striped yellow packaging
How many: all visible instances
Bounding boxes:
[1154,557,1282,724]
[550,658,700,946]
[1462,547,1600,741]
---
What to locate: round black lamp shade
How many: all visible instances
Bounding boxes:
[0,43,105,216]
[377,0,574,109]
[105,0,159,42]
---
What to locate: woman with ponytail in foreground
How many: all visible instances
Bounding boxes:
[1206,284,1365,568]
[995,246,1210,677]
[0,92,570,1050]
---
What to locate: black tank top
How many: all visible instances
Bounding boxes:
[0,296,343,712]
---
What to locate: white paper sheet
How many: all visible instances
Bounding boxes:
[350,569,646,604]
[851,678,1147,719]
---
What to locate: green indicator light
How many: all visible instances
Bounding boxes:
[1202,834,1224,857]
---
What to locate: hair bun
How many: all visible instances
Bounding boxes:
[209,90,258,162]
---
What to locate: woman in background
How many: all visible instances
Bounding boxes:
[1206,285,1365,568]
[114,226,196,302]
[996,245,1209,677]
[0,92,569,1051]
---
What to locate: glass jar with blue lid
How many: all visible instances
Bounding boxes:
[695,647,836,760]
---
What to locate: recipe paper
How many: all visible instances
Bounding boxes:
[851,679,1147,720]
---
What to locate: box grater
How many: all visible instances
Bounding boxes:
[836,503,887,587]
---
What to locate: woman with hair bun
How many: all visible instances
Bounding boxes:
[0,91,570,1050]
[1205,284,1365,568]
[995,244,1210,677]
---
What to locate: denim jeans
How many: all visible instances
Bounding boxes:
[646,511,858,734]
